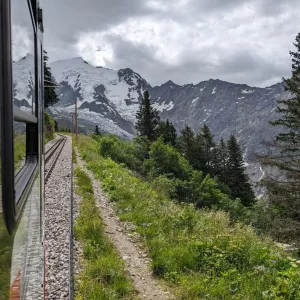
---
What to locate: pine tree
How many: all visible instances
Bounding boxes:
[260,33,300,241]
[200,124,215,174]
[135,91,160,141]
[227,135,255,206]
[192,133,206,171]
[95,125,100,135]
[54,120,58,132]
[217,138,228,183]
[156,119,177,146]
[177,125,195,164]
[44,50,59,108]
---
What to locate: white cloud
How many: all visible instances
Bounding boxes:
[76,33,114,66]
[39,0,300,86]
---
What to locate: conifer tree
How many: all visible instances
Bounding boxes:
[200,124,215,174]
[192,133,206,171]
[44,50,59,108]
[261,33,300,240]
[177,125,195,164]
[156,119,177,146]
[227,135,255,206]
[136,91,160,141]
[95,125,100,135]
[217,138,228,183]
[54,120,58,132]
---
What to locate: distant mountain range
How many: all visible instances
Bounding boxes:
[13,55,289,195]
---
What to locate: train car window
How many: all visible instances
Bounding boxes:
[11,0,35,116]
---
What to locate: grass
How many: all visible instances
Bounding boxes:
[76,135,300,300]
[73,165,135,299]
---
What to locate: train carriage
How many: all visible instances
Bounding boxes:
[0,0,45,299]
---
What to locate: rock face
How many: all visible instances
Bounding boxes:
[48,57,150,138]
[150,79,289,194]
[14,55,289,193]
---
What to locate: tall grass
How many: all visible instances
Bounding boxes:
[76,135,300,299]
[74,166,135,299]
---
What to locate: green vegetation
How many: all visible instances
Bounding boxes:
[226,135,255,206]
[76,135,300,299]
[74,166,135,299]
[44,112,55,143]
[95,125,100,135]
[94,134,253,224]
[260,32,300,246]
[136,90,160,141]
[136,91,255,205]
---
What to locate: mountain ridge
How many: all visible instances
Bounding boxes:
[13,55,288,193]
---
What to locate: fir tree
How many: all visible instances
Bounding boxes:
[217,138,228,184]
[200,124,215,174]
[192,133,206,171]
[156,119,177,146]
[177,125,195,164]
[260,33,300,242]
[54,120,58,132]
[44,50,59,108]
[95,125,100,135]
[227,135,255,206]
[135,91,160,141]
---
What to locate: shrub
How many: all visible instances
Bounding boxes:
[144,138,192,181]
[97,135,142,171]
[151,175,179,199]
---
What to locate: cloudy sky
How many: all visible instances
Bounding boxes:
[41,0,300,87]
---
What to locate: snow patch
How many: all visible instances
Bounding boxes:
[241,89,254,94]
[153,101,174,111]
[212,87,217,94]
[192,96,199,104]
[259,166,265,181]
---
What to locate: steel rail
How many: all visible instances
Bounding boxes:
[45,136,67,182]
[45,135,64,164]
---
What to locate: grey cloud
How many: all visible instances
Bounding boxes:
[39,0,300,87]
[254,0,300,16]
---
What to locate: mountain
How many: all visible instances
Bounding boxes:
[14,55,288,194]
[150,79,289,194]
[48,57,151,138]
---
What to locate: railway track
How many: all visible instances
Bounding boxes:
[45,135,67,182]
[44,135,72,299]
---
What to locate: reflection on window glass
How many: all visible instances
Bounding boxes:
[11,1,35,115]
[14,122,26,175]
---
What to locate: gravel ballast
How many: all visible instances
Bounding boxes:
[45,136,72,299]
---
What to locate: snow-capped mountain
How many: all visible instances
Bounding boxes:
[13,55,288,193]
[48,57,150,137]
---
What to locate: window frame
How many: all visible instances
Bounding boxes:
[0,0,39,234]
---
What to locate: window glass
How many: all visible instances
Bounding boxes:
[14,122,26,175]
[11,1,35,115]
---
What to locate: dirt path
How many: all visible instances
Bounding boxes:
[76,150,175,300]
